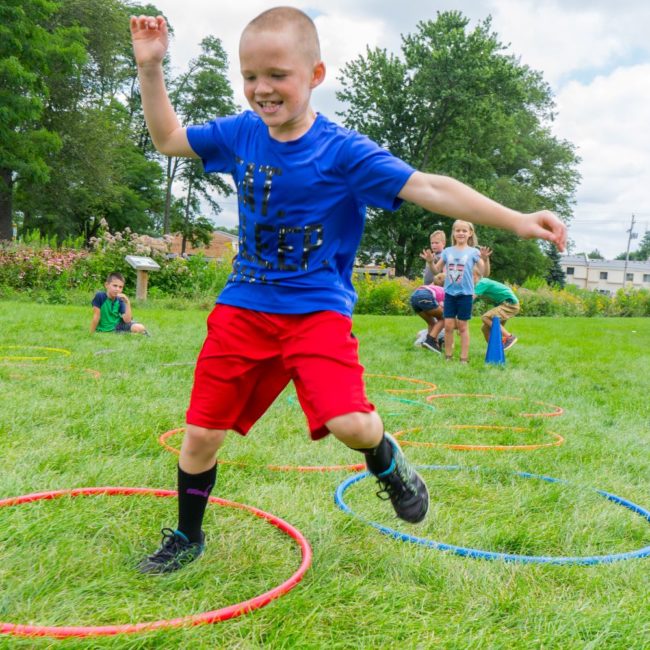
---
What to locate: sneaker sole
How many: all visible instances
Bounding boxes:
[405,473,429,523]
[421,342,441,354]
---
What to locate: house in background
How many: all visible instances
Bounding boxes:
[169,230,238,261]
[560,254,650,294]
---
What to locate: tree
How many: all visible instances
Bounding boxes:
[617,231,650,261]
[587,249,604,259]
[11,0,167,240]
[0,0,85,240]
[160,36,238,234]
[545,244,565,288]
[170,193,214,255]
[337,11,580,277]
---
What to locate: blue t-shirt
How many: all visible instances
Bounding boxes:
[441,246,481,296]
[187,111,415,316]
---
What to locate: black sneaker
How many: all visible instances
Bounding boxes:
[421,335,441,353]
[372,433,429,523]
[136,528,205,574]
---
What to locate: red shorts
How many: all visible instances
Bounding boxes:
[186,305,375,439]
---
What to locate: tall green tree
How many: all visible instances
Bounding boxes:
[337,11,580,278]
[14,0,167,240]
[545,244,565,288]
[160,35,238,234]
[0,0,85,240]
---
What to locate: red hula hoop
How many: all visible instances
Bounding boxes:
[0,487,312,638]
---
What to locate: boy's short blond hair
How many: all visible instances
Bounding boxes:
[430,230,446,242]
[434,272,445,286]
[243,6,321,63]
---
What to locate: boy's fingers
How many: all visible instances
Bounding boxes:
[130,14,165,32]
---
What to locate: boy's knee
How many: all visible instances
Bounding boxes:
[184,425,227,452]
[327,411,382,447]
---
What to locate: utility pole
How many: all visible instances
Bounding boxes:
[622,214,637,289]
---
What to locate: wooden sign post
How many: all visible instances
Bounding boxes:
[124,255,161,301]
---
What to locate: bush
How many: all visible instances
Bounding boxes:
[0,222,234,304]
[354,275,416,315]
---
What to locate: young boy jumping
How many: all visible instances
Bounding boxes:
[130,7,566,573]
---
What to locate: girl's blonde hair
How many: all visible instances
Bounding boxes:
[451,220,478,247]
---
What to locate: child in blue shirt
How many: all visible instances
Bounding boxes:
[130,7,566,573]
[434,221,490,362]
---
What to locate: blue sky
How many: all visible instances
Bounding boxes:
[150,0,650,259]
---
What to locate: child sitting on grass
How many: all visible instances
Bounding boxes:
[90,272,148,335]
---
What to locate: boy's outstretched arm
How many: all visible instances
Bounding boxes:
[130,15,197,158]
[399,172,567,252]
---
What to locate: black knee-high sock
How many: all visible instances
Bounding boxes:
[352,435,393,476]
[177,463,217,543]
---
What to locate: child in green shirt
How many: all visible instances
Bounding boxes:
[90,272,148,335]
[474,277,519,350]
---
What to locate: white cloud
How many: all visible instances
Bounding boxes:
[147,0,650,257]
[488,0,626,86]
[554,64,650,255]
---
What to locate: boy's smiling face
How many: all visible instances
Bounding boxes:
[239,25,325,142]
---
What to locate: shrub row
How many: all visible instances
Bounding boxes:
[1,232,649,316]
[353,277,650,317]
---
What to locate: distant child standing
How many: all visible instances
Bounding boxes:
[90,272,148,335]
[474,277,520,350]
[420,230,446,284]
[434,221,489,363]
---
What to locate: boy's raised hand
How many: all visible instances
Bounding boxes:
[130,15,169,67]
[517,210,567,252]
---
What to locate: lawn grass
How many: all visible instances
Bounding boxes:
[0,300,649,649]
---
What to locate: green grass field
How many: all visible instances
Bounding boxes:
[1,300,649,649]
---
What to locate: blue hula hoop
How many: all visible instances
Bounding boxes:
[334,465,650,565]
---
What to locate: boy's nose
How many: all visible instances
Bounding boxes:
[254,79,273,95]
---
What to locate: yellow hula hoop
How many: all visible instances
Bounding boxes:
[425,393,564,418]
[0,345,72,361]
[365,373,437,395]
[397,425,565,451]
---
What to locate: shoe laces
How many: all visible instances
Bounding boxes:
[151,528,186,561]
[375,457,415,501]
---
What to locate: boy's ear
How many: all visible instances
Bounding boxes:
[310,61,326,89]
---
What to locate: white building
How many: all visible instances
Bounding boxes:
[560,254,650,294]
